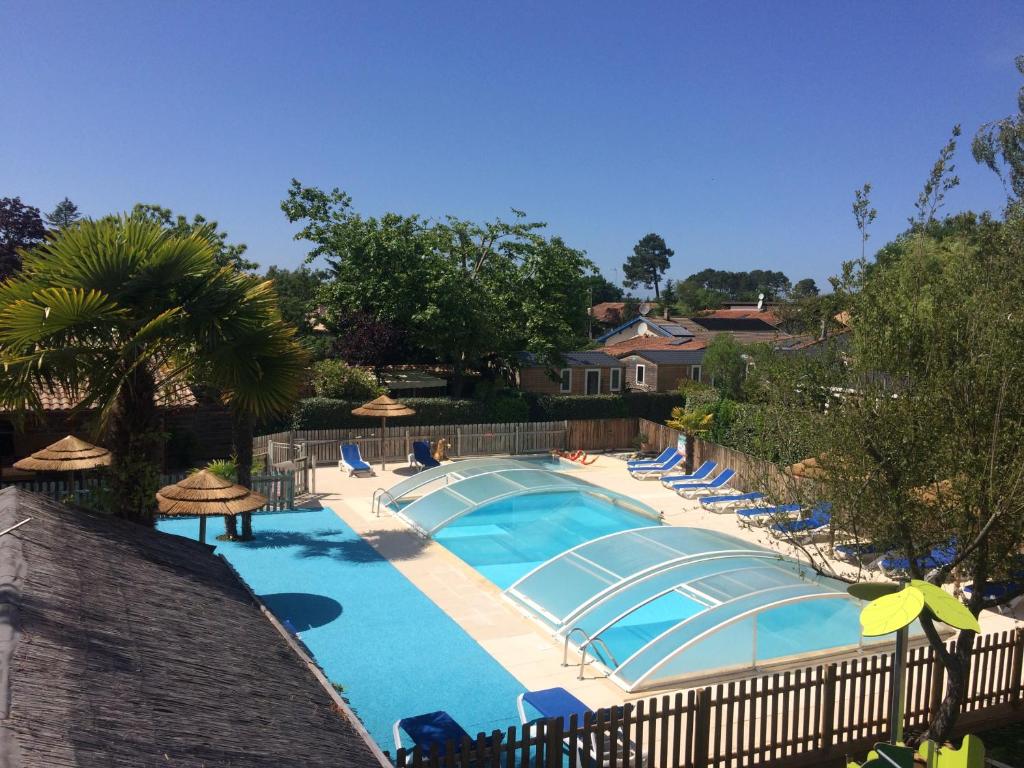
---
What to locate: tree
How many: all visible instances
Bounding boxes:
[702,334,747,399]
[683,268,791,302]
[972,55,1024,217]
[852,183,877,260]
[912,126,961,226]
[0,197,46,279]
[622,233,673,299]
[582,271,624,304]
[264,265,335,358]
[311,359,385,400]
[45,198,81,229]
[0,217,306,526]
[665,387,715,474]
[790,278,819,298]
[129,203,259,271]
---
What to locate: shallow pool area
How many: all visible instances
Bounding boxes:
[157,509,525,751]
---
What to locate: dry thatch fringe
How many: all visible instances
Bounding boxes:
[156,470,268,516]
[12,435,111,472]
[350,394,416,417]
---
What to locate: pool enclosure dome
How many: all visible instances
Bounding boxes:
[376,458,660,537]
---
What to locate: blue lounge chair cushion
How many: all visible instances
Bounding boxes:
[627,447,675,467]
[398,710,472,754]
[413,441,440,468]
[963,580,1023,601]
[769,503,832,534]
[834,542,884,560]
[881,542,956,573]
[672,468,735,490]
[630,452,683,474]
[700,492,764,505]
[660,460,717,485]
[341,443,370,471]
[522,687,592,722]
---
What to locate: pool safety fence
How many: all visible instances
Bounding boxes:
[395,628,1024,768]
[255,418,641,468]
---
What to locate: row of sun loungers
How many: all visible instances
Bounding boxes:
[339,440,441,477]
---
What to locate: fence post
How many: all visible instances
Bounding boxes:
[514,423,520,455]
[693,687,712,768]
[405,429,410,463]
[457,428,462,457]
[819,664,836,754]
[1011,627,1024,707]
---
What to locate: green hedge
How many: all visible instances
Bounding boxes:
[272,391,685,433]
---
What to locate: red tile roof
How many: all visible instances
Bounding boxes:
[699,307,782,325]
[604,336,708,358]
[32,380,197,412]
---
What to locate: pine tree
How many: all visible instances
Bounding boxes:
[45,198,81,229]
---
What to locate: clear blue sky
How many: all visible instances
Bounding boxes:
[3,1,1022,290]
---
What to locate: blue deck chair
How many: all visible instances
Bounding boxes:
[736,503,802,527]
[339,443,374,476]
[699,491,765,513]
[393,710,492,757]
[660,460,718,487]
[629,451,683,479]
[674,468,736,498]
[410,440,440,471]
[879,542,957,577]
[627,446,676,468]
[516,687,647,767]
[769,504,832,541]
[964,580,1024,614]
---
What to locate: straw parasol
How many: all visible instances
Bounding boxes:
[13,435,111,501]
[351,395,415,470]
[786,456,830,481]
[157,470,267,544]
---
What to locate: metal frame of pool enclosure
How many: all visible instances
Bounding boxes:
[375,459,906,693]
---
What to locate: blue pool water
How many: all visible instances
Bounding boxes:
[433,491,655,589]
[158,509,525,752]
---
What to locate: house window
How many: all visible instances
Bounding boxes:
[609,367,621,392]
[636,364,645,385]
[559,368,572,393]
[691,365,702,382]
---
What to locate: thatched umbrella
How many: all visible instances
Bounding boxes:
[13,435,111,500]
[786,456,830,481]
[351,395,415,470]
[157,469,267,544]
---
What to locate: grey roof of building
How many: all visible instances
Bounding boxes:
[628,348,707,364]
[689,317,779,333]
[519,351,622,367]
[0,488,382,768]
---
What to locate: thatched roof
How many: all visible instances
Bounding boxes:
[12,435,111,472]
[156,470,268,516]
[351,395,415,418]
[0,488,384,767]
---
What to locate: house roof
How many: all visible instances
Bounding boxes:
[595,315,695,343]
[0,488,383,768]
[518,351,622,367]
[688,316,780,333]
[702,306,782,325]
[605,336,708,357]
[28,378,197,412]
[623,348,707,365]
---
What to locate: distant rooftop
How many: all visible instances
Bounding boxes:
[518,350,622,367]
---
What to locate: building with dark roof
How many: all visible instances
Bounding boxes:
[517,351,625,396]
[614,347,707,392]
[0,488,385,768]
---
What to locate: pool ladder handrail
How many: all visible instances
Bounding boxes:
[371,487,395,517]
[562,627,620,680]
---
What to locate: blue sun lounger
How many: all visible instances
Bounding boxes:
[769,503,832,540]
[394,710,503,758]
[673,468,736,498]
[517,687,647,767]
[410,440,440,471]
[964,580,1024,614]
[339,443,374,476]
[627,446,676,468]
[736,503,802,526]
[879,543,957,576]
[629,451,683,479]
[833,541,886,566]
[699,491,764,512]
[660,460,718,487]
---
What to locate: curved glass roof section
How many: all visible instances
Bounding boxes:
[506,526,871,692]
[389,466,659,537]
[376,458,531,515]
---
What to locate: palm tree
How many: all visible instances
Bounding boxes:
[665,405,714,475]
[0,217,306,525]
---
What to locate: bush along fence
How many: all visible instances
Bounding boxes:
[396,629,1024,768]
[254,418,641,466]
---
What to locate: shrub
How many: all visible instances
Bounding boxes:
[311,360,385,401]
[486,393,531,423]
[291,397,490,429]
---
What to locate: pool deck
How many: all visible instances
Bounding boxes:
[310,453,1022,711]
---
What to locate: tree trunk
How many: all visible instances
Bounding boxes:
[107,367,163,525]
[919,630,974,743]
[451,358,465,398]
[684,433,695,475]
[233,409,255,540]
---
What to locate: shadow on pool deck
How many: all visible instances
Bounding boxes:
[238,527,429,562]
[258,592,344,631]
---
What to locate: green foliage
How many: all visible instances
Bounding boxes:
[0,196,46,278]
[291,397,491,429]
[702,334,747,398]
[524,392,683,422]
[683,268,791,302]
[265,264,331,341]
[852,182,877,259]
[45,197,81,230]
[282,181,593,392]
[486,393,531,423]
[912,125,961,225]
[311,359,385,400]
[204,457,238,481]
[128,202,259,272]
[582,271,624,303]
[973,55,1024,217]
[622,233,673,299]
[790,278,819,298]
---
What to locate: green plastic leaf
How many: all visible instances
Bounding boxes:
[909,580,981,633]
[860,587,924,637]
[847,582,901,601]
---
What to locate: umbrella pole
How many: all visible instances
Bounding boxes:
[380,417,387,471]
[199,516,207,544]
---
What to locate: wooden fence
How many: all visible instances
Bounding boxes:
[396,629,1024,768]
